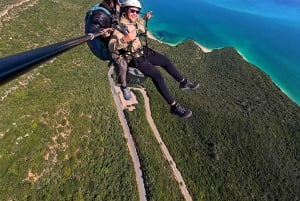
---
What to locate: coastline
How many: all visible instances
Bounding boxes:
[192,41,212,53]
[147,31,299,107]
[142,0,300,108]
[146,31,212,53]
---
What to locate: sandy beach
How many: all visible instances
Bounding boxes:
[192,41,212,53]
[147,31,212,53]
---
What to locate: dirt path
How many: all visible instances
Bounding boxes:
[108,68,147,201]
[108,67,193,201]
[133,88,193,201]
[0,0,38,22]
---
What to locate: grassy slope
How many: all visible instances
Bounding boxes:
[124,91,185,201]
[136,40,300,201]
[0,1,138,200]
[1,1,299,201]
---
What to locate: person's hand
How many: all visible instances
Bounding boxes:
[102,28,113,38]
[143,11,152,20]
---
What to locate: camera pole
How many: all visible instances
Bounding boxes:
[0,32,102,86]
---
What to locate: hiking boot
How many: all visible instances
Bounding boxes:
[170,103,192,118]
[121,87,131,100]
[180,79,200,90]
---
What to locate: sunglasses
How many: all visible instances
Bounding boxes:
[129,8,140,14]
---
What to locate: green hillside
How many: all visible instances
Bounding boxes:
[1,0,299,201]
[129,40,300,200]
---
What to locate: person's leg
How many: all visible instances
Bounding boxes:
[144,47,199,90]
[144,47,184,82]
[136,56,192,118]
[111,53,127,87]
[111,52,131,100]
[136,56,175,104]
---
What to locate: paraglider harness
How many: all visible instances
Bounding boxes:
[85,0,147,84]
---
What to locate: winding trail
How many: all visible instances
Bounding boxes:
[108,68,147,201]
[0,0,38,21]
[108,67,193,201]
[134,88,193,201]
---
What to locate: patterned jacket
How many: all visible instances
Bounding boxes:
[108,14,145,55]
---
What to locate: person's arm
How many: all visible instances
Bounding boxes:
[142,11,152,21]
[136,11,152,32]
[109,27,137,52]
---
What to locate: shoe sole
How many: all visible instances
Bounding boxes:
[180,83,200,91]
[183,111,192,118]
[170,110,192,118]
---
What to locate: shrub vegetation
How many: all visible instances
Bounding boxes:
[0,0,299,200]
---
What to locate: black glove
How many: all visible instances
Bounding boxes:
[115,24,129,35]
[111,15,119,26]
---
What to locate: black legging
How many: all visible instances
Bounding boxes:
[134,47,184,104]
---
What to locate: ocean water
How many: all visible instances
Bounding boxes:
[140,0,300,106]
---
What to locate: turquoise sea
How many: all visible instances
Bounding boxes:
[141,0,300,106]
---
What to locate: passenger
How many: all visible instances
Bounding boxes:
[109,0,199,118]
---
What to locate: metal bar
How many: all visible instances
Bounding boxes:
[0,32,102,85]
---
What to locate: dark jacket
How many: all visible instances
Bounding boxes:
[85,2,115,60]
[87,3,113,35]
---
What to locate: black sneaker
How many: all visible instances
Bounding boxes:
[170,103,192,118]
[180,79,200,90]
